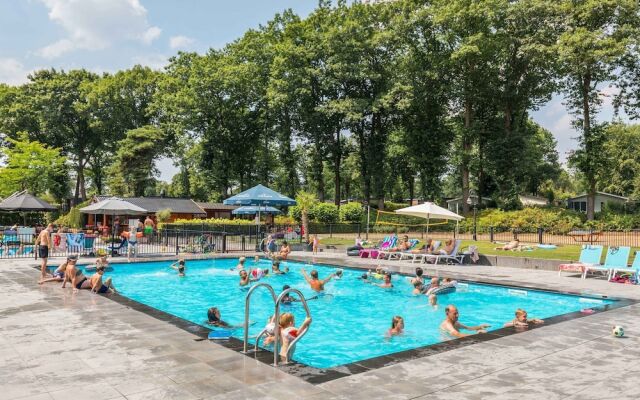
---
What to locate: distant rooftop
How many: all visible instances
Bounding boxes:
[94,196,206,215]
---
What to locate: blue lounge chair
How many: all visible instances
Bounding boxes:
[611,250,640,280]
[558,245,603,276]
[583,246,631,280]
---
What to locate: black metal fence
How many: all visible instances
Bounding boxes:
[0,228,266,260]
[4,223,640,259]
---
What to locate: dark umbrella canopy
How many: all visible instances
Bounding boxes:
[232,206,282,215]
[223,184,296,206]
[0,191,56,212]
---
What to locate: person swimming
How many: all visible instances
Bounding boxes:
[503,308,544,328]
[170,259,186,276]
[206,307,234,328]
[280,285,318,304]
[334,269,343,279]
[386,315,404,337]
[236,256,247,270]
[272,260,288,275]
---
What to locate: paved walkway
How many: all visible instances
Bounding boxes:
[1,254,639,400]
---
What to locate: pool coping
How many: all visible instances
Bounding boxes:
[41,257,638,385]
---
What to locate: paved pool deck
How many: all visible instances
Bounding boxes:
[1,253,639,400]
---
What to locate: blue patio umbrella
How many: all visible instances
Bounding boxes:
[224,184,295,232]
[232,206,282,215]
[223,184,296,206]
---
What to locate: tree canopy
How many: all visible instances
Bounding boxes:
[0,0,639,219]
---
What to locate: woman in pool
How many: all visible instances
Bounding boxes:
[386,316,404,337]
[170,259,186,276]
[278,312,312,363]
[503,309,544,328]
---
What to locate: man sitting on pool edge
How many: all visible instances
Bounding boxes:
[440,305,490,338]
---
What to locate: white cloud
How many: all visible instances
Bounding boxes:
[0,58,34,85]
[36,0,161,59]
[142,26,162,45]
[169,35,195,50]
[131,54,169,70]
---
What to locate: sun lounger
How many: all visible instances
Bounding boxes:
[405,241,442,263]
[557,245,603,276]
[388,239,420,260]
[610,250,640,280]
[423,240,464,264]
[582,246,630,280]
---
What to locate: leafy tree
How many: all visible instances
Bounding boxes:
[339,202,364,223]
[0,133,68,200]
[106,126,166,196]
[558,0,638,219]
[596,123,640,199]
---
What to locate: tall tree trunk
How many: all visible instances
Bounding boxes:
[372,113,385,210]
[408,176,415,204]
[334,126,341,207]
[312,142,325,202]
[582,73,595,220]
[356,122,371,205]
[461,101,472,215]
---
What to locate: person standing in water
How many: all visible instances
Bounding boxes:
[170,259,186,276]
[35,224,53,281]
[301,268,334,292]
[440,305,490,338]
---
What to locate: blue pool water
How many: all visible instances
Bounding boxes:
[93,258,612,368]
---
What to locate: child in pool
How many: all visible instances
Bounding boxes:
[334,269,343,279]
[272,260,288,275]
[170,259,186,276]
[503,309,544,328]
[429,294,438,308]
[236,256,246,270]
[263,315,277,346]
[278,312,312,363]
[387,316,404,337]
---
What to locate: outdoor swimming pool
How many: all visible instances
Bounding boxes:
[94,258,613,369]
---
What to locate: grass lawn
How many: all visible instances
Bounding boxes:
[319,237,639,264]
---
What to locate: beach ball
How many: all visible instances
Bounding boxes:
[612,326,625,337]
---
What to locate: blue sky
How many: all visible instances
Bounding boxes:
[0,0,630,181]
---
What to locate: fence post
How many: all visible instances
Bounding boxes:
[222,234,227,253]
[329,224,333,238]
[242,235,246,252]
[538,227,543,244]
[489,226,494,242]
[175,230,179,255]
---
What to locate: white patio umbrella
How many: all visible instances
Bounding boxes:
[80,198,148,251]
[395,202,464,235]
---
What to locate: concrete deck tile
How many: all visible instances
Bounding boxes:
[48,382,125,400]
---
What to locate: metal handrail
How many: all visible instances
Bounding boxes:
[273,288,312,366]
[243,283,277,353]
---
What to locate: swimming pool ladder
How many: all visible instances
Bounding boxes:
[243,283,277,354]
[273,287,312,366]
[241,283,312,367]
